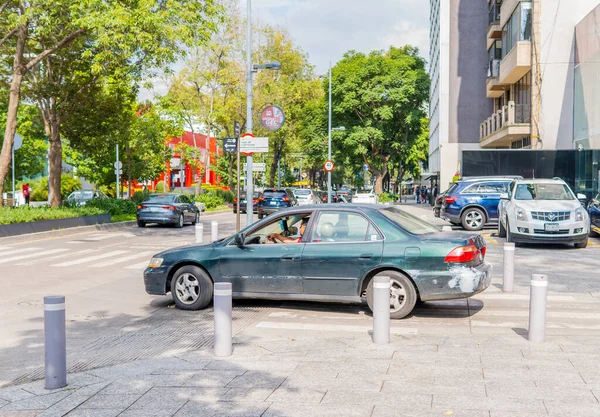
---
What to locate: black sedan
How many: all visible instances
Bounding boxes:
[137,193,200,228]
[233,192,262,214]
[589,192,600,236]
[144,204,492,319]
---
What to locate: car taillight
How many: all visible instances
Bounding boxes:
[445,196,457,204]
[253,199,258,203]
[162,205,176,210]
[258,196,264,201]
[444,244,481,263]
[137,205,146,209]
[283,197,290,201]
[233,198,237,203]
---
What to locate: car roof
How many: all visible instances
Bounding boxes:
[458,176,523,183]
[513,178,567,184]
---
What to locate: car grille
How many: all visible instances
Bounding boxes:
[530,211,570,222]
[533,229,570,235]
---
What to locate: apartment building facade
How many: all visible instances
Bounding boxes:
[430,0,600,188]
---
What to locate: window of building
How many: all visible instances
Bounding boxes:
[514,72,531,106]
[511,137,532,149]
[502,2,533,58]
[489,0,502,24]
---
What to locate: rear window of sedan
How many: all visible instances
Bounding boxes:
[143,195,176,204]
[294,189,311,196]
[263,190,287,198]
[379,207,439,235]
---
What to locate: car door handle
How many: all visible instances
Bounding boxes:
[358,254,373,260]
[281,254,298,261]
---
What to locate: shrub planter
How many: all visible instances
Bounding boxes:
[0,214,112,238]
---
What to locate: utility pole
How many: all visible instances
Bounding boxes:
[327,62,332,203]
[245,0,254,227]
[115,144,120,199]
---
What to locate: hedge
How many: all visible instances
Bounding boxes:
[85,198,137,216]
[0,206,105,225]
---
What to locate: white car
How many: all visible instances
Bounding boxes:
[352,191,379,204]
[497,178,589,248]
[293,188,320,205]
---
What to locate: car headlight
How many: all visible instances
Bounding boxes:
[575,209,584,222]
[516,207,527,221]
[148,257,164,268]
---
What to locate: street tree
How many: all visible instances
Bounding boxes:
[0,0,221,205]
[331,46,429,194]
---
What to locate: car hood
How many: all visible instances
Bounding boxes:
[514,200,581,211]
[153,241,222,260]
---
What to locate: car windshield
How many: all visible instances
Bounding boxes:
[379,207,439,235]
[514,184,574,201]
[143,194,176,204]
[70,191,94,199]
[263,191,287,198]
[294,189,311,196]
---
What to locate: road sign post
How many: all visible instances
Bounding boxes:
[115,145,120,199]
[235,122,241,232]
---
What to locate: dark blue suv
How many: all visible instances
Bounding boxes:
[257,188,298,219]
[440,176,522,231]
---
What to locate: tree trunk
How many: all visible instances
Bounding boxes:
[0,26,27,206]
[48,116,62,207]
[372,161,389,195]
[269,156,277,188]
[127,145,132,199]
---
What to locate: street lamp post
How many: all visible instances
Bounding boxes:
[246,0,280,225]
[326,63,345,203]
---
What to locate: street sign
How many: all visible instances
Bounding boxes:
[324,160,335,172]
[259,106,285,131]
[240,134,269,154]
[223,138,237,153]
[301,172,308,179]
[114,161,123,169]
[13,133,22,151]
[243,162,266,172]
[234,121,241,138]
[114,169,122,175]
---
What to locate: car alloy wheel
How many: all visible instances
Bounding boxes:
[462,208,485,231]
[389,278,407,312]
[366,271,417,319]
[174,273,199,305]
[176,214,184,228]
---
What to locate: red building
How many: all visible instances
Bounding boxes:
[156,131,223,190]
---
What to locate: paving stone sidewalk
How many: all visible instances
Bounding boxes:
[1,331,600,417]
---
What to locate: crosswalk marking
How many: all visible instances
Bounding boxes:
[0,247,40,257]
[255,321,418,335]
[125,261,151,270]
[90,251,154,268]
[0,248,68,265]
[0,246,13,251]
[16,249,98,265]
[52,250,130,267]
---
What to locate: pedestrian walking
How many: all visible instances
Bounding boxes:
[22,183,30,206]
[420,186,426,204]
[414,184,420,203]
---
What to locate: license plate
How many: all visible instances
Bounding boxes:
[270,201,276,205]
[544,223,559,231]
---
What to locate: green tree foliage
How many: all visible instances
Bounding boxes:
[330,46,429,193]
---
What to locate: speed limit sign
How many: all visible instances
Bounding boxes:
[324,160,334,172]
[301,172,308,179]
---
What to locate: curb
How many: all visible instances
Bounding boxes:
[0,221,137,245]
[201,209,232,216]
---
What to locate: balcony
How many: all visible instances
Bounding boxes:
[486,59,506,98]
[487,3,502,49]
[480,101,531,148]
[499,41,531,84]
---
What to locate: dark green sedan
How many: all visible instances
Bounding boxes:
[144,205,492,319]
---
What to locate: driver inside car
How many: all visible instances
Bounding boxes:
[267,217,309,243]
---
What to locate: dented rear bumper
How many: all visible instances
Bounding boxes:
[416,262,493,302]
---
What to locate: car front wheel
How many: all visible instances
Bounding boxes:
[506,220,514,243]
[175,214,184,228]
[574,239,588,249]
[191,212,199,225]
[366,271,417,319]
[498,217,506,238]
[170,265,213,310]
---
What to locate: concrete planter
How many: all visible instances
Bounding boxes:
[0,214,112,238]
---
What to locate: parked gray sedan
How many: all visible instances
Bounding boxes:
[137,194,199,228]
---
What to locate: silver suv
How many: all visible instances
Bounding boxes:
[497,178,589,248]
[293,188,320,205]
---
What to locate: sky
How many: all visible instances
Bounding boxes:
[250,0,430,75]
[140,0,430,100]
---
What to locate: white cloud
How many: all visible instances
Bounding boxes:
[248,0,430,74]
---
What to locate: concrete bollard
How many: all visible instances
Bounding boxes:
[214,282,232,356]
[503,242,515,292]
[528,274,548,343]
[442,225,452,232]
[211,221,218,241]
[44,296,67,389]
[195,223,204,244]
[372,276,391,344]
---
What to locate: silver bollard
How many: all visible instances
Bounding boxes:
[372,276,391,344]
[44,296,67,389]
[528,274,548,343]
[214,282,232,356]
[442,225,452,232]
[211,221,218,241]
[195,223,204,243]
[503,242,515,292]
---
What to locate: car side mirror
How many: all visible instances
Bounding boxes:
[234,233,245,246]
[577,193,587,203]
[500,193,509,200]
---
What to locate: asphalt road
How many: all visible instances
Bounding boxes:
[1,206,600,388]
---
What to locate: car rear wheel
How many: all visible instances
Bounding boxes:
[498,217,506,238]
[461,208,485,231]
[258,213,263,219]
[137,220,146,228]
[175,214,184,228]
[170,265,213,310]
[366,271,417,319]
